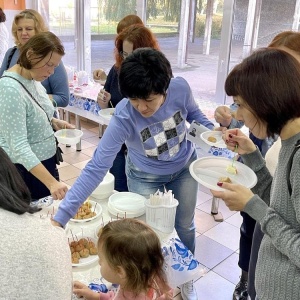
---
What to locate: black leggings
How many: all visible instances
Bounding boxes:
[238,211,256,272]
[15,155,59,201]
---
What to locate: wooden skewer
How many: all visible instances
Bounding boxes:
[93,202,98,213]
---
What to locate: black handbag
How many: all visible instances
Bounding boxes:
[1,75,64,165]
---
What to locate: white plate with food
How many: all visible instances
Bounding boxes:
[69,236,98,267]
[98,108,115,121]
[70,200,102,223]
[189,157,257,191]
[108,192,146,218]
[200,131,227,148]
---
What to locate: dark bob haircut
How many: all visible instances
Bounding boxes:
[118,48,173,100]
[225,48,300,137]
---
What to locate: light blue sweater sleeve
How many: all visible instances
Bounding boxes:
[54,114,128,226]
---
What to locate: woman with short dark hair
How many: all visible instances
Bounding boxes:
[54,48,215,300]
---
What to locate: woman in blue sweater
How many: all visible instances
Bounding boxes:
[0,9,69,108]
[97,24,160,192]
[54,48,214,300]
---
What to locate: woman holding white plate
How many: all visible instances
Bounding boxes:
[211,48,300,300]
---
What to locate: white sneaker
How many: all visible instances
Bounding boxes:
[180,280,198,300]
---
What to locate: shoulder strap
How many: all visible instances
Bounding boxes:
[1,75,52,124]
[287,139,300,195]
[6,46,17,70]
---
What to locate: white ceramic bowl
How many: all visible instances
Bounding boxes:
[91,172,115,200]
[54,129,83,145]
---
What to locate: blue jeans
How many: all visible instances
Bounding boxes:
[126,150,198,253]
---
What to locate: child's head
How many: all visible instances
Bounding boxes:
[98,218,168,295]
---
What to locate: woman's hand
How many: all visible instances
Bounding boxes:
[223,128,257,155]
[214,105,232,127]
[97,89,111,109]
[93,69,106,81]
[73,281,99,300]
[52,118,75,131]
[49,180,68,200]
[211,182,254,211]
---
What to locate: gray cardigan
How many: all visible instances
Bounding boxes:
[242,132,300,300]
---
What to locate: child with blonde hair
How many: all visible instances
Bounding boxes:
[73,219,173,300]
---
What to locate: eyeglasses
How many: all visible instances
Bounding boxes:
[119,51,132,59]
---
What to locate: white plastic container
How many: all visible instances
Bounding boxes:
[91,172,115,200]
[145,198,179,233]
[54,129,83,145]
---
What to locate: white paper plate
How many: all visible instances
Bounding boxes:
[108,192,146,218]
[200,131,227,148]
[189,157,257,191]
[98,108,115,121]
[70,200,102,223]
[69,236,98,267]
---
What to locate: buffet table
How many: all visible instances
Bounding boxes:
[39,192,203,294]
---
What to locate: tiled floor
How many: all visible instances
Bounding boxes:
[59,118,242,300]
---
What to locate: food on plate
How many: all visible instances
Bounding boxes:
[78,238,88,246]
[89,247,98,255]
[219,176,232,183]
[226,165,238,175]
[69,238,97,264]
[71,252,80,264]
[207,136,217,143]
[79,248,90,258]
[75,243,84,252]
[72,201,96,220]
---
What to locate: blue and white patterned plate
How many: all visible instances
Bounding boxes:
[30,196,54,208]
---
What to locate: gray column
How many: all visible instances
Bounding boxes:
[136,0,147,24]
[203,0,214,55]
[75,0,91,76]
[177,0,191,68]
[215,0,235,104]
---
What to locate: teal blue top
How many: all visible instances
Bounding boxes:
[0,71,56,170]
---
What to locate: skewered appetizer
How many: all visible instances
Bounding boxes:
[69,238,97,264]
[72,201,97,220]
